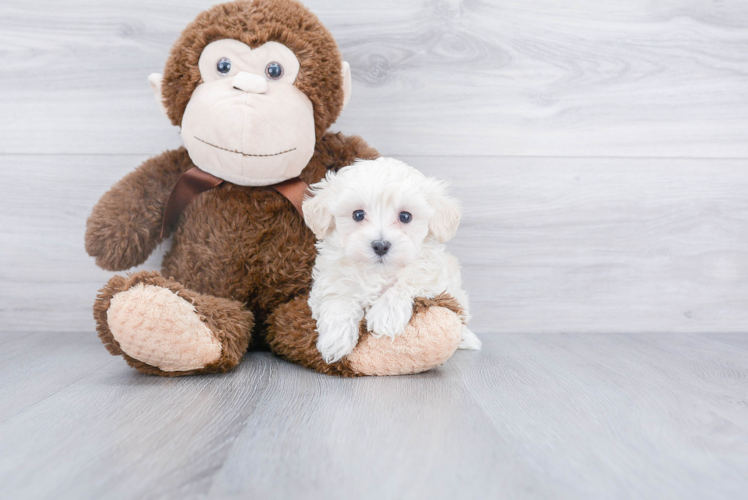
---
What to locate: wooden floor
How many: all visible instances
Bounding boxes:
[2,0,748,498]
[0,331,746,500]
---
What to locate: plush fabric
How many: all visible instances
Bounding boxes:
[197,40,301,86]
[181,78,316,186]
[85,148,193,272]
[181,38,316,187]
[90,134,380,377]
[348,307,462,376]
[94,271,254,377]
[266,294,359,377]
[267,294,463,377]
[87,0,466,377]
[108,283,222,372]
[230,72,268,94]
[162,0,346,140]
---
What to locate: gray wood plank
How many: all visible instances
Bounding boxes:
[448,332,748,500]
[205,360,518,500]
[0,331,745,499]
[0,331,277,500]
[3,154,748,334]
[1,0,747,157]
[0,331,114,421]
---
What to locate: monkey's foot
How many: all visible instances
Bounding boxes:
[267,294,463,377]
[94,271,254,376]
[347,297,462,376]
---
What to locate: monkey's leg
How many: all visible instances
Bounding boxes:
[266,294,463,377]
[94,271,254,377]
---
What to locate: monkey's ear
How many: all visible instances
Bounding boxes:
[426,179,462,243]
[341,61,352,110]
[148,73,169,118]
[302,176,339,239]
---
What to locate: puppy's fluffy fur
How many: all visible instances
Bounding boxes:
[303,157,481,363]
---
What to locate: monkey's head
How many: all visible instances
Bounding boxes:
[149,0,351,186]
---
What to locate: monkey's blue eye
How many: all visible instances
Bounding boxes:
[265,62,284,80]
[352,210,365,222]
[216,58,231,75]
[399,211,412,223]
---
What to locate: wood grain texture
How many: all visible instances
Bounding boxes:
[1,2,747,498]
[0,0,747,157]
[4,154,748,334]
[0,331,745,499]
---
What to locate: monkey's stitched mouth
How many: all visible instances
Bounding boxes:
[195,137,296,157]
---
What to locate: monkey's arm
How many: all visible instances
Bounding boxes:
[85,148,194,271]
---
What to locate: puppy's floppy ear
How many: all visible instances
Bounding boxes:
[302,175,337,239]
[426,178,462,243]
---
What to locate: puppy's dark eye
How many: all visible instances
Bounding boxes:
[265,62,284,80]
[399,211,412,223]
[352,210,365,222]
[216,58,232,75]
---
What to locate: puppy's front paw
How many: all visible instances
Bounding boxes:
[458,326,482,350]
[366,294,413,338]
[316,316,360,364]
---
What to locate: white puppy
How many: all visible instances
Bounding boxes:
[303,157,481,364]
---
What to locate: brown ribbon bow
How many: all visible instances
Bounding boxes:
[160,166,309,238]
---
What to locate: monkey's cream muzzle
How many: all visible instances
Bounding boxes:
[179,39,315,186]
[180,73,316,186]
[149,38,352,187]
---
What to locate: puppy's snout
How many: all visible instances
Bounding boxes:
[371,239,391,256]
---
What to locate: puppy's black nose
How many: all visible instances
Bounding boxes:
[371,240,391,256]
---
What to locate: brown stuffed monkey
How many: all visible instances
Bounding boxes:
[85,0,464,377]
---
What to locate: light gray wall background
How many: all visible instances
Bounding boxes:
[2,0,748,334]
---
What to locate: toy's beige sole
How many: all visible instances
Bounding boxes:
[347,306,462,376]
[107,283,222,372]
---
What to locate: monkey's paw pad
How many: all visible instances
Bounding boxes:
[107,283,222,372]
[348,306,462,376]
